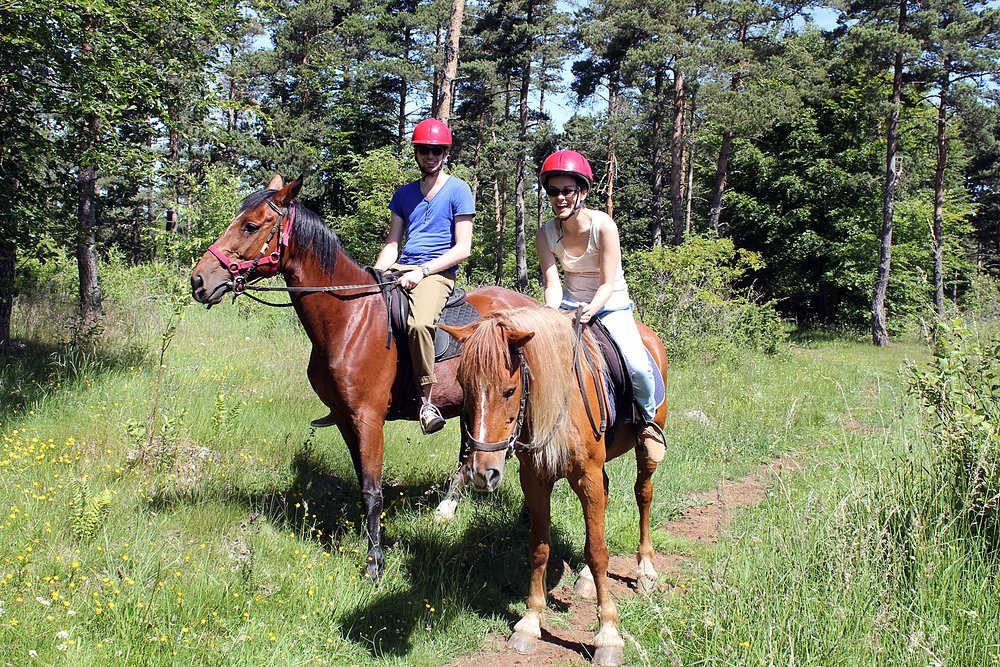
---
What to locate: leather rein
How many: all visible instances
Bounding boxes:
[206,198,400,307]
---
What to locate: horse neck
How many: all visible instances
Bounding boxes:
[280,237,382,345]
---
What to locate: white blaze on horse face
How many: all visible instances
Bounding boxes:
[476,387,489,441]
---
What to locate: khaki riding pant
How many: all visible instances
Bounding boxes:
[391,264,455,387]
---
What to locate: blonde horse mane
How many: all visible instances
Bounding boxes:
[456,306,605,477]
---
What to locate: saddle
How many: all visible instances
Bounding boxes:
[585,318,666,441]
[371,269,480,362]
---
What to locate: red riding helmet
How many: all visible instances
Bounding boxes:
[412,118,453,146]
[539,150,593,189]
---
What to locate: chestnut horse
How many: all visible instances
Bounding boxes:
[442,307,667,667]
[190,175,535,579]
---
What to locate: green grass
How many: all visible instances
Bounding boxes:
[2,264,996,666]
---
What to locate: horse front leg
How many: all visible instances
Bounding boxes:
[634,449,659,594]
[434,462,469,522]
[571,466,623,667]
[508,463,553,655]
[434,417,471,523]
[342,418,386,581]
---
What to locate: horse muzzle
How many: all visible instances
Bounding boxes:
[191,271,232,306]
[468,454,506,492]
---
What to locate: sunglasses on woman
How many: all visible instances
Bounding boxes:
[545,186,580,198]
[416,146,447,156]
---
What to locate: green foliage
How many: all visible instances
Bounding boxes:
[171,163,246,266]
[627,235,788,358]
[332,147,412,264]
[905,319,1000,549]
[69,479,113,542]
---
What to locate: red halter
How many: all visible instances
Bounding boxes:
[207,199,295,293]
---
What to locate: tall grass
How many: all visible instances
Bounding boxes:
[5,260,995,666]
[622,324,1000,666]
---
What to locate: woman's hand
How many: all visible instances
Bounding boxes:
[579,302,598,323]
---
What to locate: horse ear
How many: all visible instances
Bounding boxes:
[504,328,535,349]
[440,323,474,342]
[267,173,284,190]
[274,175,303,207]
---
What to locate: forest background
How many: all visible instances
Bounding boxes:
[3,1,1000,665]
[2,0,1000,347]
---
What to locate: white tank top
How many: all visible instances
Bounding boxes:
[541,216,630,309]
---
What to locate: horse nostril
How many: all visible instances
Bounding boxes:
[485,467,502,491]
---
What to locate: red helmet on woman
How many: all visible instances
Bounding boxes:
[539,150,593,189]
[412,118,453,146]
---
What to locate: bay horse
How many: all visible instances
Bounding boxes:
[190,174,535,579]
[442,307,667,667]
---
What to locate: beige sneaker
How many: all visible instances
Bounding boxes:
[419,404,446,434]
[640,424,665,463]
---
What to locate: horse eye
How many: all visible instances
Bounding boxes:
[503,387,516,398]
[242,222,260,233]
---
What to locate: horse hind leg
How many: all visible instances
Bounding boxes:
[634,454,659,595]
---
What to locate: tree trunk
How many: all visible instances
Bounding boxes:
[932,63,950,319]
[605,80,619,218]
[165,123,179,233]
[0,241,13,348]
[494,177,505,286]
[131,202,144,265]
[514,44,532,291]
[670,67,687,244]
[431,24,443,116]
[707,128,735,234]
[649,68,665,247]
[399,27,411,143]
[77,158,104,326]
[685,89,697,236]
[871,0,906,347]
[437,0,465,124]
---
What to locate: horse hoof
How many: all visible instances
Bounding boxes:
[574,574,597,600]
[636,573,657,595]
[507,631,538,655]
[574,565,597,600]
[434,499,458,523]
[636,558,658,595]
[592,645,624,666]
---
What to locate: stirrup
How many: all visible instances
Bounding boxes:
[419,404,446,434]
[638,421,666,463]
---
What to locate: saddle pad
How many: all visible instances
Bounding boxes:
[590,319,665,434]
[434,298,480,361]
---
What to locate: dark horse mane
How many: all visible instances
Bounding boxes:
[240,188,356,276]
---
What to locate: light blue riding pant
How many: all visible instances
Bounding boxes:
[561,299,658,423]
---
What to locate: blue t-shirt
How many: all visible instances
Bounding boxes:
[389,176,475,267]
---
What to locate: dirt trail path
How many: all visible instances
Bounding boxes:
[447,455,801,667]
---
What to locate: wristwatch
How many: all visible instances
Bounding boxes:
[420,264,431,277]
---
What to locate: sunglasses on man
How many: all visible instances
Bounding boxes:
[545,186,580,198]
[416,145,447,156]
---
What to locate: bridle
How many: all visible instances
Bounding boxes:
[463,352,531,457]
[204,197,401,307]
[207,199,294,295]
